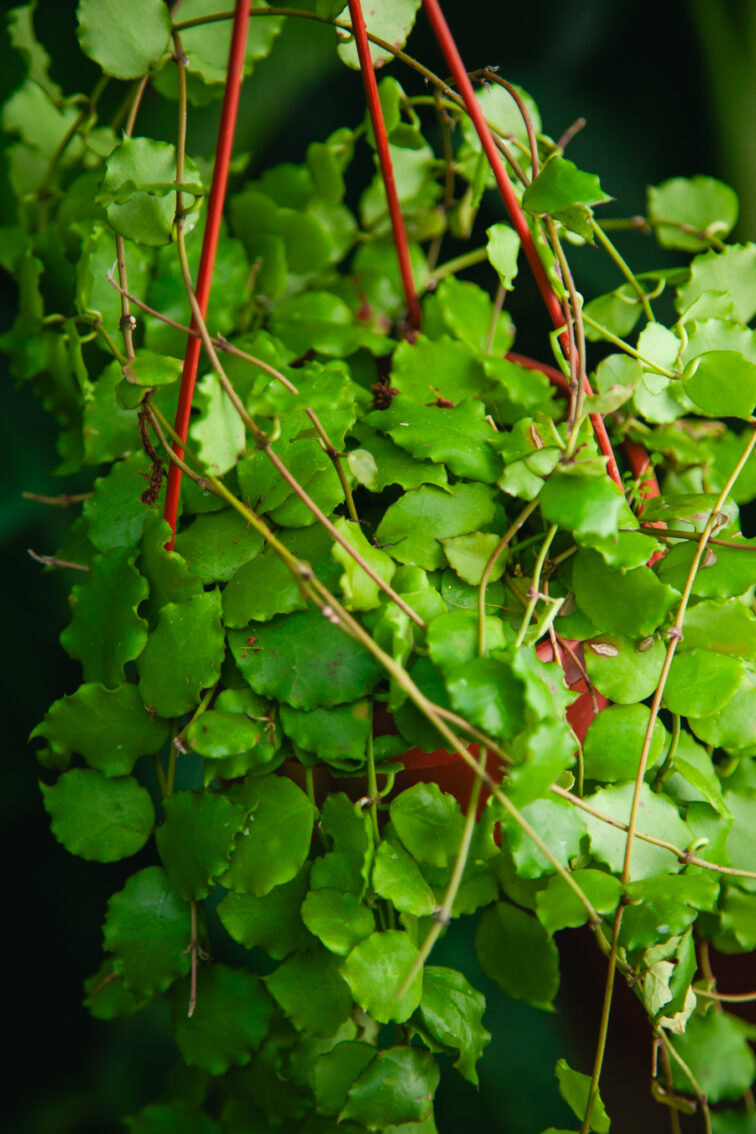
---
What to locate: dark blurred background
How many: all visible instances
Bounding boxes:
[2,2,755,1131]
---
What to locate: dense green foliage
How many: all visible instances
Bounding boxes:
[5,1,756,1130]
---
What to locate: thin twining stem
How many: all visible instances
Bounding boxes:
[478,498,539,654]
[628,524,755,549]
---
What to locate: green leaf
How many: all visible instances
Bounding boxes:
[648,176,739,251]
[101,137,203,246]
[536,869,623,934]
[620,871,719,949]
[332,517,397,611]
[321,792,371,854]
[689,667,756,749]
[341,931,423,1023]
[174,507,264,584]
[500,797,586,880]
[680,599,756,659]
[229,608,381,709]
[656,537,756,599]
[385,333,491,405]
[61,548,148,688]
[337,0,421,66]
[266,948,353,1036]
[372,839,436,916]
[540,466,626,538]
[572,550,678,637]
[188,373,247,475]
[583,704,666,783]
[368,396,500,483]
[375,483,496,571]
[83,453,155,551]
[137,590,225,718]
[583,782,691,881]
[390,783,465,869]
[173,964,274,1074]
[446,656,526,740]
[476,902,560,1009]
[720,888,756,950]
[684,350,756,421]
[41,768,154,862]
[163,0,283,97]
[486,223,520,289]
[348,426,449,493]
[340,1046,439,1130]
[555,1059,610,1133]
[155,791,248,900]
[583,634,666,704]
[280,701,371,770]
[77,0,171,79]
[670,1010,756,1103]
[523,155,611,215]
[441,532,505,586]
[217,868,310,959]
[83,360,140,464]
[221,774,315,896]
[314,1041,377,1114]
[301,889,375,957]
[83,961,149,1021]
[427,610,507,673]
[222,523,340,627]
[418,967,490,1084]
[104,866,190,993]
[32,683,168,776]
[662,649,744,716]
[8,3,60,97]
[676,244,756,325]
[426,279,514,356]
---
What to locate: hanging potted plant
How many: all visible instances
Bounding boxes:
[7,1,756,1130]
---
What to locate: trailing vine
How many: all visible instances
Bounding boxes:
[6,1,756,1131]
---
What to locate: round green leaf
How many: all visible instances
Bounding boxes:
[656,538,756,599]
[77,0,171,79]
[32,682,168,776]
[476,902,560,1009]
[662,649,744,717]
[340,1046,439,1130]
[689,668,756,749]
[217,868,310,960]
[265,948,353,1036]
[572,550,678,638]
[228,608,381,710]
[101,137,203,246]
[446,656,526,740]
[375,483,496,571]
[670,1010,756,1103]
[683,351,756,419]
[555,1058,610,1133]
[583,704,667,783]
[418,967,490,1085]
[536,869,623,934]
[372,839,436,917]
[648,176,739,251]
[42,768,154,862]
[174,507,264,584]
[137,590,225,718]
[341,931,423,1024]
[279,702,371,770]
[156,791,248,900]
[60,548,148,689]
[173,964,274,1074]
[104,866,191,994]
[301,889,375,957]
[584,634,665,703]
[314,1041,377,1115]
[221,774,315,896]
[390,783,465,868]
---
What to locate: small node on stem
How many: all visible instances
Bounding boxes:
[666,626,684,642]
[320,604,341,626]
[432,907,451,926]
[119,314,137,334]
